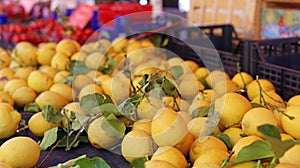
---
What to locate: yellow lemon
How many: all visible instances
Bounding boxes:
[212,79,240,96]
[187,117,220,139]
[87,116,122,149]
[39,65,58,79]
[189,136,228,163]
[251,90,286,110]
[12,41,38,66]
[101,77,129,104]
[281,106,300,139]
[144,160,176,168]
[3,79,27,96]
[151,107,188,147]
[53,71,70,83]
[50,53,71,71]
[28,112,60,137]
[214,92,252,128]
[241,107,279,138]
[280,144,300,166]
[121,130,155,163]
[137,97,162,119]
[37,46,56,65]
[287,95,300,106]
[184,60,199,72]
[222,127,244,146]
[35,91,68,110]
[85,52,107,70]
[275,163,300,168]
[0,51,12,69]
[151,146,187,168]
[0,103,21,139]
[112,37,128,52]
[281,133,295,141]
[193,149,229,166]
[50,83,75,102]
[247,79,275,100]
[0,91,14,106]
[71,51,87,62]
[12,87,37,107]
[132,119,152,135]
[230,161,257,168]
[194,67,210,80]
[78,83,103,102]
[232,72,254,89]
[28,70,53,93]
[0,68,15,91]
[205,70,230,88]
[193,163,221,168]
[13,67,34,81]
[56,39,79,57]
[177,111,192,124]
[174,131,194,156]
[72,74,95,92]
[0,136,40,168]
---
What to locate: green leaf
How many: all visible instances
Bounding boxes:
[191,105,211,118]
[258,124,296,159]
[257,124,281,140]
[42,105,63,123]
[74,157,111,168]
[214,132,232,151]
[80,93,113,113]
[40,127,58,150]
[63,75,74,86]
[23,103,40,113]
[118,99,137,120]
[138,74,149,86]
[131,157,148,168]
[170,65,183,79]
[163,76,181,97]
[251,103,265,108]
[149,35,162,47]
[49,155,87,168]
[69,61,90,75]
[76,113,89,126]
[57,135,89,148]
[199,77,210,89]
[101,113,126,139]
[229,140,274,165]
[90,103,121,116]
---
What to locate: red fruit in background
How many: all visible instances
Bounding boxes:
[4,2,26,20]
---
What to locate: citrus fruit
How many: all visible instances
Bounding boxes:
[85,52,107,70]
[187,117,219,139]
[50,83,75,102]
[151,146,187,168]
[193,149,229,166]
[37,46,56,65]
[53,71,71,83]
[194,67,209,80]
[28,112,60,137]
[232,135,263,159]
[12,87,37,107]
[50,53,71,71]
[144,160,176,168]
[275,163,300,168]
[222,127,244,146]
[251,90,286,110]
[35,91,68,110]
[281,106,300,139]
[11,41,38,66]
[3,79,28,96]
[27,70,53,93]
[287,95,300,106]
[280,144,300,166]
[72,74,95,92]
[136,97,162,119]
[56,39,79,57]
[205,70,230,88]
[247,79,275,100]
[0,91,14,106]
[184,60,199,72]
[132,119,152,135]
[232,72,254,89]
[13,67,34,80]
[78,83,103,102]
[0,103,21,139]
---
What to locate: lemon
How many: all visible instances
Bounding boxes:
[162,96,190,112]
[35,91,68,110]
[0,136,40,167]
[151,107,188,147]
[38,42,57,49]
[232,72,254,89]
[179,77,200,98]
[132,119,152,135]
[78,84,103,102]
[167,57,191,75]
[53,71,70,83]
[28,112,60,137]
[184,60,199,72]
[101,77,129,104]
[0,162,12,168]
[214,92,252,128]
[86,70,102,79]
[85,52,107,70]
[95,74,111,85]
[12,87,37,107]
[0,91,14,106]
[111,37,128,52]
[151,146,187,168]
[3,79,28,96]
[193,149,229,166]
[144,160,176,168]
[193,163,221,168]
[189,136,228,163]
[12,41,38,66]
[37,46,56,65]
[0,68,15,91]
[14,67,34,80]
[241,107,279,138]
[50,83,75,102]
[251,90,286,110]
[194,67,209,80]
[177,111,192,124]
[51,53,71,71]
[247,79,275,100]
[121,129,155,163]
[287,95,300,106]
[61,102,86,128]
[28,70,53,93]
[87,116,121,149]
[72,74,95,92]
[39,65,58,79]
[281,133,295,141]
[281,106,300,139]
[187,117,219,139]
[212,79,240,96]
[56,39,79,57]
[280,144,300,166]
[174,131,194,156]
[0,103,21,139]
[137,97,162,119]
[275,163,300,168]
[71,51,87,62]
[0,51,12,69]
[232,135,262,159]
[205,70,230,88]
[222,127,244,146]
[8,60,21,70]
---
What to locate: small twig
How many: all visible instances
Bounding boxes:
[37,136,66,168]
[237,62,246,89]
[225,118,242,129]
[221,150,234,168]
[16,126,29,133]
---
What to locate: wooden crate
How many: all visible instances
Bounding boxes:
[187,0,262,39]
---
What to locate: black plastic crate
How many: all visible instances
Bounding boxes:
[166,24,242,77]
[249,38,300,100]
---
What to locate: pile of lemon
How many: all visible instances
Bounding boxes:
[0,36,300,168]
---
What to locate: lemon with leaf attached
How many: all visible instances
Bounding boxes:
[0,103,21,139]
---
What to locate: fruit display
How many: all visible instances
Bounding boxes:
[0,34,300,168]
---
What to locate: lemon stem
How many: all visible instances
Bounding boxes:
[221,150,234,168]
[236,62,246,89]
[225,118,242,129]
